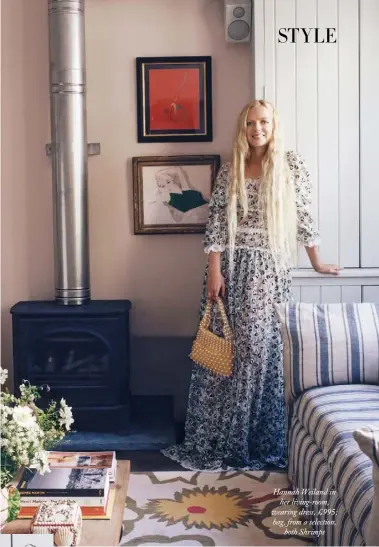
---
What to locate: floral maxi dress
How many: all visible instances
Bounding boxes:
[162,150,320,471]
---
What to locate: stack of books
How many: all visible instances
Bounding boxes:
[17,451,117,520]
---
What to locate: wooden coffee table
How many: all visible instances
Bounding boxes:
[2,460,130,546]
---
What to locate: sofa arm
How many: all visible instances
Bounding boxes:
[353,427,379,546]
[275,302,379,404]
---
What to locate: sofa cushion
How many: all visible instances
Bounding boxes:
[275,302,379,403]
[293,385,379,544]
[289,417,367,545]
[294,384,379,457]
[327,431,374,545]
[353,427,379,546]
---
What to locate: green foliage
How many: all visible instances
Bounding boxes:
[7,487,21,522]
[1,452,19,490]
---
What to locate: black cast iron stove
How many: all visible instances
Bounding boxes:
[11,300,131,432]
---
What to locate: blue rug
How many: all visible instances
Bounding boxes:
[55,395,176,451]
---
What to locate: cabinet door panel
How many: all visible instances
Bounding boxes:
[341,286,362,303]
[362,286,379,304]
[360,0,379,266]
[253,0,361,268]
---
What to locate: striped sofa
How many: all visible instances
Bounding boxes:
[275,303,379,546]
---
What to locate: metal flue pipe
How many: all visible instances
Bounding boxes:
[48,0,90,305]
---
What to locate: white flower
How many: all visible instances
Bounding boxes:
[1,379,73,488]
[0,367,8,385]
[13,406,36,429]
[30,450,50,475]
[59,399,74,431]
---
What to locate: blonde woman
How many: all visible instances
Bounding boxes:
[163,99,341,471]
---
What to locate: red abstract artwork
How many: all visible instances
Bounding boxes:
[136,56,212,143]
[148,68,200,131]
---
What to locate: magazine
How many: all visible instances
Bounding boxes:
[47,451,116,482]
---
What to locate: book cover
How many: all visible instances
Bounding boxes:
[21,494,106,506]
[17,467,109,497]
[18,488,116,520]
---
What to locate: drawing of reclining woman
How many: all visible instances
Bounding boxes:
[144,165,211,225]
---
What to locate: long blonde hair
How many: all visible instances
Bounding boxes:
[228,99,298,270]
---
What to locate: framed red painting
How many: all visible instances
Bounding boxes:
[136,56,213,143]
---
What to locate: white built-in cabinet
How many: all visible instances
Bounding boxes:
[252,0,379,302]
[292,270,379,303]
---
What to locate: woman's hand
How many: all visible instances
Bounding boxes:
[305,246,342,275]
[313,263,343,275]
[207,269,226,300]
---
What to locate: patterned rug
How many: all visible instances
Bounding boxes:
[121,470,314,546]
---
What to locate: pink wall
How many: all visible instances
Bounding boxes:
[1,0,52,372]
[1,0,252,370]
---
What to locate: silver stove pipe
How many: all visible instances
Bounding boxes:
[48,0,90,305]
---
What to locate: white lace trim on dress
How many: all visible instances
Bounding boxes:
[303,236,321,248]
[204,244,226,254]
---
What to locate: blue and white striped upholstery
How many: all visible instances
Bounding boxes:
[289,418,366,546]
[275,302,379,403]
[294,384,379,456]
[353,427,379,546]
[290,384,379,546]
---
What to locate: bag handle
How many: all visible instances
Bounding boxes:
[200,297,233,341]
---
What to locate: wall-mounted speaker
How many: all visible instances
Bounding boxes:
[224,0,252,43]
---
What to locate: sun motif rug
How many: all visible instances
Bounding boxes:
[121,470,314,546]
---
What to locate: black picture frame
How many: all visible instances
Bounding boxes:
[136,56,213,143]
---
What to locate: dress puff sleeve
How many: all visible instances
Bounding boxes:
[203,162,230,254]
[286,151,321,248]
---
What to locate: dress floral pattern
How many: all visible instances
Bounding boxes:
[162,151,320,471]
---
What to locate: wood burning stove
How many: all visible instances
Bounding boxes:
[11,300,131,432]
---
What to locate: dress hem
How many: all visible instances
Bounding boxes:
[161,447,288,473]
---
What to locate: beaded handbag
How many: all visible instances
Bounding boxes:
[190,297,233,377]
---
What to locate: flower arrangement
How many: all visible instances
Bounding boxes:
[0,366,74,524]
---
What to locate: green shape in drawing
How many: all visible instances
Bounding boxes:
[168,190,208,213]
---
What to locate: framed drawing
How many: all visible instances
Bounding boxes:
[136,56,213,143]
[132,155,221,234]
